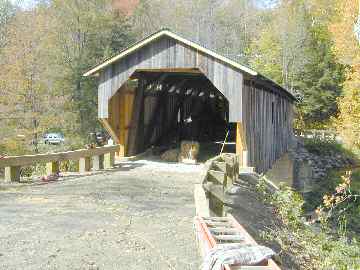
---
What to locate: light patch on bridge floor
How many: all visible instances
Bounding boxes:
[121,158,204,173]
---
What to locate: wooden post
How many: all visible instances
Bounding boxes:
[46,162,59,175]
[92,154,104,171]
[79,157,91,173]
[127,76,145,156]
[236,122,248,168]
[104,152,115,169]
[118,92,126,157]
[4,166,20,182]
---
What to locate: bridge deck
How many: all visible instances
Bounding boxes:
[0,160,202,270]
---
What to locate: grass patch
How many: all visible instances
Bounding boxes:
[304,138,359,162]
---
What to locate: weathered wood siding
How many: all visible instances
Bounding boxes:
[98,35,243,122]
[107,85,134,156]
[242,81,294,173]
[96,33,295,171]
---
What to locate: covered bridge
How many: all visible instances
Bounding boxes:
[84,29,295,173]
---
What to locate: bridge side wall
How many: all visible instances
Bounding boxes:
[242,81,294,173]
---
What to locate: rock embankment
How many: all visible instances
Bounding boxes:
[291,139,356,192]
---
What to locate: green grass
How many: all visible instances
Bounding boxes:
[304,138,359,162]
[350,169,360,191]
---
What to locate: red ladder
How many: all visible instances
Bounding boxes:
[194,214,281,270]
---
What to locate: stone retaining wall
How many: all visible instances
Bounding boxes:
[266,138,355,193]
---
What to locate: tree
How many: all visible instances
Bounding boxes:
[131,0,265,63]
[0,0,17,50]
[295,24,346,124]
[250,1,309,91]
[250,0,346,126]
[0,0,135,154]
[0,7,69,153]
[330,0,360,148]
[49,0,135,135]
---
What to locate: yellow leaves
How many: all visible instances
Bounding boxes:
[0,7,70,151]
[329,0,360,66]
[325,172,351,206]
[313,171,355,224]
[323,194,335,207]
[336,82,360,147]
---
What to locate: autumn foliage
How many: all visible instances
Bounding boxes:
[330,0,360,149]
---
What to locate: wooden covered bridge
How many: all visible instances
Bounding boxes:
[84,29,295,173]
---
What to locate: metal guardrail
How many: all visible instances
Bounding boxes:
[0,145,119,182]
[294,129,337,141]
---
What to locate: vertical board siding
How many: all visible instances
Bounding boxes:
[105,85,135,156]
[242,81,293,173]
[97,34,294,172]
[98,35,243,122]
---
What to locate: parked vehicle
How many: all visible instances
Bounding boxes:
[43,133,65,145]
[95,132,109,145]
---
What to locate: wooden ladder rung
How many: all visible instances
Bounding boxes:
[205,221,233,227]
[214,234,245,242]
[203,217,230,222]
[216,243,249,249]
[210,227,239,234]
[232,266,273,270]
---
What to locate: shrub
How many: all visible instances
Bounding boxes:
[257,177,360,270]
[303,138,357,160]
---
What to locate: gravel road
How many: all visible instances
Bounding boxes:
[0,160,203,270]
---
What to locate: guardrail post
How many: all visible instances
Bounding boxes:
[104,152,115,169]
[79,157,91,173]
[5,166,20,182]
[92,154,104,170]
[0,145,120,180]
[46,162,59,175]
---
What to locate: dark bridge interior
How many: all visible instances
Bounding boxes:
[127,70,236,157]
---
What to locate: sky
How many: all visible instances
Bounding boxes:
[10,0,37,9]
[255,0,279,9]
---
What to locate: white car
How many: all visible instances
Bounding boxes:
[44,133,65,145]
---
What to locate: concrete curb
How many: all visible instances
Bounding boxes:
[194,154,280,218]
[193,155,223,217]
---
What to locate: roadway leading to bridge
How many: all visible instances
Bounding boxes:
[0,160,202,270]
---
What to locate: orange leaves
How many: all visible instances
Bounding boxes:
[314,171,354,223]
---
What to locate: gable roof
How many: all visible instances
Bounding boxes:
[83,29,258,77]
[83,29,295,100]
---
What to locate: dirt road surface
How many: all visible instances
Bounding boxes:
[0,160,202,270]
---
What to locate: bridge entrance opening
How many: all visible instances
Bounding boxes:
[105,69,236,160]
